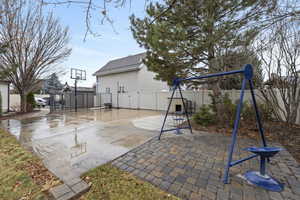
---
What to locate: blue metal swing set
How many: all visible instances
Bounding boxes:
[159,64,284,192]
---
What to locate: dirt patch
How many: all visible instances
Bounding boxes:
[189,120,300,163]
[20,160,61,190]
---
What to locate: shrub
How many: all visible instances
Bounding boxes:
[193,105,215,126]
[26,92,36,112]
[194,93,274,128]
[241,101,255,122]
[208,93,221,114]
[242,101,274,122]
[259,103,274,121]
[221,93,237,126]
[209,92,236,127]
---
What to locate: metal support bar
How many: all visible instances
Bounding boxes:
[249,79,267,147]
[178,85,193,134]
[223,78,247,184]
[230,154,258,167]
[260,157,266,176]
[159,85,178,140]
[161,126,192,133]
[179,69,244,82]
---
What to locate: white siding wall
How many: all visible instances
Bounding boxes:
[95,64,169,108]
[137,64,169,92]
[0,82,9,112]
[97,70,139,94]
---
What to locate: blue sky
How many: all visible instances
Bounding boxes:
[47,1,155,87]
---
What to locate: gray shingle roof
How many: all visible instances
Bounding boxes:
[93,52,146,76]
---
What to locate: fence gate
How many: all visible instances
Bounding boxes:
[50,92,95,112]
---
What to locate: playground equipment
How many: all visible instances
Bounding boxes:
[71,68,86,112]
[244,147,284,192]
[171,111,185,135]
[167,90,189,135]
[159,64,284,191]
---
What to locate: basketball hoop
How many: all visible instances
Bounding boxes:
[71,68,86,112]
[71,68,86,81]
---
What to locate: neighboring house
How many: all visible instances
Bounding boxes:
[32,79,47,94]
[94,52,169,94]
[33,73,63,94]
[0,80,10,113]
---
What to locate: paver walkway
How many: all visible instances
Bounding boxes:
[112,132,300,200]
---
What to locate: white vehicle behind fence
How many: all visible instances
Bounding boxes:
[35,97,47,107]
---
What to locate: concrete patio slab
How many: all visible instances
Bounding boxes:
[132,114,189,132]
[0,109,161,182]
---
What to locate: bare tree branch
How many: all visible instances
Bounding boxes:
[0,0,71,112]
[257,19,300,124]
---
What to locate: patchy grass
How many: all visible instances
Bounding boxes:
[80,164,178,200]
[0,128,59,200]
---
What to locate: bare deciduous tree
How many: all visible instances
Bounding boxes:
[258,21,300,124]
[0,0,71,112]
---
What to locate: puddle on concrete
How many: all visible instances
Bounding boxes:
[0,109,160,181]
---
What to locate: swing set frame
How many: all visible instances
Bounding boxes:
[158,64,268,183]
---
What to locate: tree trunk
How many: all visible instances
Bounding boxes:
[20,92,27,113]
[207,42,224,124]
[211,81,225,124]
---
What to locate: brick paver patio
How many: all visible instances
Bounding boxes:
[112,132,300,200]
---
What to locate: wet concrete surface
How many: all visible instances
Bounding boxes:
[0,109,161,181]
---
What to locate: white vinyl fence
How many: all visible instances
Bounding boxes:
[106,89,260,111]
[94,89,300,125]
[10,94,50,111]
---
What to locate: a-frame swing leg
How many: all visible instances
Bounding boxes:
[158,84,178,140]
[249,79,267,147]
[178,85,193,134]
[223,78,247,184]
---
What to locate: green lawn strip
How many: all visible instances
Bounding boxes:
[0,129,59,200]
[81,164,179,200]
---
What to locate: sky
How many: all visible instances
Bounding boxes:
[46,1,155,87]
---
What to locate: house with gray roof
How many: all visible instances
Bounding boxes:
[93,52,169,108]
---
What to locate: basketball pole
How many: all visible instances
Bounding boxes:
[71,68,86,112]
[75,78,77,112]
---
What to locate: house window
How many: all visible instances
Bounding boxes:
[118,86,125,93]
[106,87,110,93]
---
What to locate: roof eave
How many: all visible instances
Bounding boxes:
[94,64,143,77]
[95,67,141,77]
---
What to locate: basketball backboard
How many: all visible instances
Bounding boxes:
[71,68,86,80]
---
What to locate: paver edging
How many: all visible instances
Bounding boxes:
[49,178,90,200]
